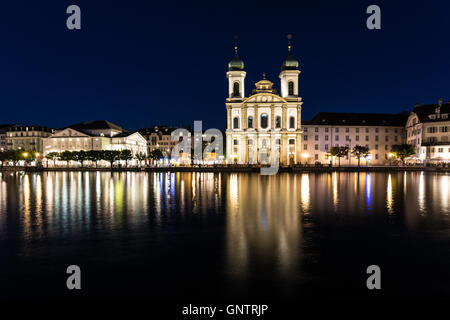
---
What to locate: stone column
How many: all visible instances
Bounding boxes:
[271,106,275,129]
[227,108,231,129]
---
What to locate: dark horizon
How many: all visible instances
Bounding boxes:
[1,0,449,131]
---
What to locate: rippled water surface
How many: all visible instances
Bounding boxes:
[0,171,449,300]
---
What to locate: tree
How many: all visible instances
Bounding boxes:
[86,150,100,168]
[119,150,133,168]
[59,151,73,168]
[20,150,37,166]
[352,145,370,167]
[329,146,349,167]
[45,152,60,167]
[149,149,164,166]
[102,150,120,169]
[76,150,88,168]
[0,151,8,168]
[135,152,147,168]
[391,144,415,165]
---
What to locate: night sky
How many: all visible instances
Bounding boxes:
[1,0,449,131]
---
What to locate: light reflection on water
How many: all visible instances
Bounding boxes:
[0,171,449,299]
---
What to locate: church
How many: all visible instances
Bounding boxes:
[225,43,303,165]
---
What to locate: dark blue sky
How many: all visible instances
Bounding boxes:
[1,0,449,130]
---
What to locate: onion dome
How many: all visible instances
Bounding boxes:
[281,38,299,70]
[228,45,244,71]
[281,54,299,70]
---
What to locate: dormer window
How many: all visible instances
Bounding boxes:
[429,115,436,120]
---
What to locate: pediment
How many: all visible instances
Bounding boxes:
[53,128,90,137]
[243,93,286,104]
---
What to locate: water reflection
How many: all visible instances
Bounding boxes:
[0,171,449,289]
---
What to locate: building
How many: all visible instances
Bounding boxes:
[406,99,450,163]
[302,112,408,165]
[0,125,14,151]
[5,125,54,152]
[43,120,147,156]
[138,126,179,156]
[225,43,303,165]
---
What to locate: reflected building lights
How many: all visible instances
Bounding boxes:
[365,173,372,211]
[418,172,425,213]
[300,174,310,214]
[387,174,394,214]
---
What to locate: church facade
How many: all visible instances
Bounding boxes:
[225,45,303,165]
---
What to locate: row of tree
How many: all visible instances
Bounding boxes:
[0,150,39,167]
[328,144,415,166]
[0,149,166,168]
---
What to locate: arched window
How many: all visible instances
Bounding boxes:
[275,116,281,128]
[233,82,240,97]
[248,116,253,128]
[288,81,294,96]
[261,114,268,129]
[289,116,295,129]
[233,117,239,129]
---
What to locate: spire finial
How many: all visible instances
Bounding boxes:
[233,34,239,55]
[287,34,293,54]
[262,72,266,80]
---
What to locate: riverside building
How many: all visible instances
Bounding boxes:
[406,99,450,163]
[225,43,303,165]
[42,120,147,157]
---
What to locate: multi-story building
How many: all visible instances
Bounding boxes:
[406,99,450,162]
[302,112,408,165]
[138,126,179,156]
[0,125,14,151]
[5,125,54,152]
[225,44,303,165]
[43,120,147,156]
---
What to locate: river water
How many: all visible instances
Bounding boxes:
[0,171,449,300]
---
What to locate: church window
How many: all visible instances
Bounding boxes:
[289,116,295,129]
[288,81,294,95]
[233,82,240,97]
[233,117,239,129]
[248,116,253,128]
[276,116,281,128]
[261,114,268,129]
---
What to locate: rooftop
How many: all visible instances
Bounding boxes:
[67,120,125,132]
[303,112,409,127]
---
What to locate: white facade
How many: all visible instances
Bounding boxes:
[43,122,147,156]
[406,100,450,163]
[225,47,303,165]
[302,121,405,165]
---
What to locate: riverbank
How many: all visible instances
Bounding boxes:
[1,165,449,173]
